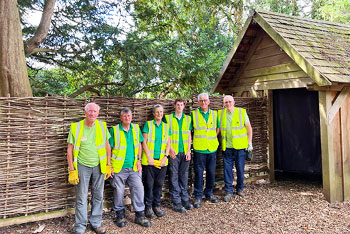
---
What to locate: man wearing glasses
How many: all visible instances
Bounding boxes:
[218,95,253,201]
[191,93,220,208]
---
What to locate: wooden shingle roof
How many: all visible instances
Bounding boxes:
[213,10,350,93]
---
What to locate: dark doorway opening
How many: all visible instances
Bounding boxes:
[273,88,322,184]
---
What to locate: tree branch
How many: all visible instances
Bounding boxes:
[130,82,166,96]
[69,82,126,98]
[30,48,58,54]
[25,0,56,54]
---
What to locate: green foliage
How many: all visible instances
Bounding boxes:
[29,67,75,96]
[246,0,301,15]
[20,0,350,98]
[21,0,239,98]
[311,0,350,23]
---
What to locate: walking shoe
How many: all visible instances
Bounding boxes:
[206,195,218,203]
[223,193,233,202]
[145,208,155,218]
[182,200,194,210]
[193,199,201,208]
[173,203,186,213]
[134,211,151,227]
[114,209,127,227]
[153,206,165,217]
[91,226,106,234]
[237,191,245,197]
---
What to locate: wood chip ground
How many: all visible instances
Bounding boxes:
[1,180,350,234]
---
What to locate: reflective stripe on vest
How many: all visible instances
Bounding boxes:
[219,107,248,151]
[165,114,191,155]
[71,119,108,173]
[111,123,140,173]
[192,109,219,152]
[141,120,169,165]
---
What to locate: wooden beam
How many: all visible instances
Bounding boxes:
[241,63,301,78]
[327,87,350,125]
[0,208,75,228]
[237,71,309,86]
[268,90,275,182]
[341,94,350,201]
[331,95,344,202]
[254,13,331,86]
[254,78,312,90]
[227,78,312,93]
[212,16,254,93]
[307,84,345,91]
[319,90,336,203]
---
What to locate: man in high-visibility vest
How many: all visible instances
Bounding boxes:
[108,107,151,228]
[165,98,194,213]
[192,93,220,209]
[142,104,171,218]
[218,95,253,201]
[67,103,112,234]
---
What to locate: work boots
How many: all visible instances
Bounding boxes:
[134,211,151,227]
[114,209,127,228]
[153,206,165,217]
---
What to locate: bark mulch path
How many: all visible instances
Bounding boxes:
[1,180,350,234]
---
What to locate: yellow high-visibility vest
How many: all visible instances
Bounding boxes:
[70,119,108,173]
[218,107,248,150]
[141,120,169,166]
[111,123,140,173]
[165,114,191,155]
[192,109,219,152]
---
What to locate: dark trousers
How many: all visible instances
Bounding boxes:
[142,165,167,208]
[168,152,190,205]
[193,152,217,200]
[223,148,246,194]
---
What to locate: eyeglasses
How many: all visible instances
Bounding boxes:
[199,99,209,103]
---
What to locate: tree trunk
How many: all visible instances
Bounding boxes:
[0,0,32,96]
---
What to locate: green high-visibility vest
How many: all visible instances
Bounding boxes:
[192,109,219,152]
[111,123,140,173]
[141,120,169,166]
[165,114,191,155]
[70,119,108,173]
[218,107,248,150]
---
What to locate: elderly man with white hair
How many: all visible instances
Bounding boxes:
[191,93,220,208]
[67,102,112,234]
[218,95,253,201]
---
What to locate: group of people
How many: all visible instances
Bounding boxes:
[67,93,253,234]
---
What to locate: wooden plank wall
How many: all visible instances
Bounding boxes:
[232,32,314,97]
[319,90,350,202]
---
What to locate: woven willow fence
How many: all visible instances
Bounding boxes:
[0,96,267,223]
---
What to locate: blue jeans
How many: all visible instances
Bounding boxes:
[111,168,145,212]
[168,152,190,205]
[75,163,105,234]
[193,152,216,200]
[223,148,246,194]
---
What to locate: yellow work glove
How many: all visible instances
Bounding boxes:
[68,170,79,185]
[104,165,112,180]
[153,160,162,169]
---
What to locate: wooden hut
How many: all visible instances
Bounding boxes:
[212,10,350,203]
